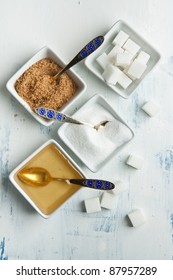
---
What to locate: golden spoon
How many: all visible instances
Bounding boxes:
[17,167,115,190]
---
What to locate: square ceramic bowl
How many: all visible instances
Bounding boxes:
[6,46,87,126]
[85,20,161,98]
[58,94,134,172]
[9,139,86,218]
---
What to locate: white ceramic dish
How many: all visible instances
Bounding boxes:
[58,94,134,172]
[9,139,86,218]
[85,20,161,98]
[6,46,87,126]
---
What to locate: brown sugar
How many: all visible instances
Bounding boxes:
[15,58,77,111]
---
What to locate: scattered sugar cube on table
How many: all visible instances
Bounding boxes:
[142,101,159,117]
[84,197,101,214]
[108,180,124,195]
[100,192,116,210]
[126,154,144,169]
[112,30,129,46]
[96,53,109,70]
[123,38,140,55]
[117,72,132,89]
[136,50,150,64]
[127,59,147,79]
[127,209,146,227]
[102,64,122,85]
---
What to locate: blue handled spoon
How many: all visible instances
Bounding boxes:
[35,108,109,130]
[18,167,115,190]
[53,35,104,80]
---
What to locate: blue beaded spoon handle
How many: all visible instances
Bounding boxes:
[35,107,96,128]
[68,179,115,190]
[53,35,104,80]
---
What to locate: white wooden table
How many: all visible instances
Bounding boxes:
[0,0,173,260]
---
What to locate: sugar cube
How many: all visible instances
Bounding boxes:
[142,101,159,117]
[96,52,109,70]
[115,52,133,68]
[126,154,144,169]
[136,51,150,64]
[124,50,136,59]
[117,72,132,89]
[84,197,101,214]
[107,45,124,62]
[127,209,146,227]
[127,59,147,79]
[102,64,122,85]
[108,180,124,195]
[124,67,136,81]
[123,39,140,55]
[100,192,116,210]
[112,30,129,46]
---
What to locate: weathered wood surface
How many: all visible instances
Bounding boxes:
[0,0,173,260]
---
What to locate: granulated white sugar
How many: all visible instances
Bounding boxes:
[63,103,133,169]
[64,125,116,164]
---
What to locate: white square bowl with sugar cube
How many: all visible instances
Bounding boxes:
[85,20,161,98]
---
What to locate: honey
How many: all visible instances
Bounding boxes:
[14,143,83,215]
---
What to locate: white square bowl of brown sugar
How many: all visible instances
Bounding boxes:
[6,46,87,126]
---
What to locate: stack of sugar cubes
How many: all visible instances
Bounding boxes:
[96,30,150,89]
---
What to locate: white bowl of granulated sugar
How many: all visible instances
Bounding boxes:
[6,46,87,126]
[58,94,134,172]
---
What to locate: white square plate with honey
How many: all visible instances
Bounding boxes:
[9,139,86,218]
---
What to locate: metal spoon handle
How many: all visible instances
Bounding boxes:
[68,179,115,190]
[35,108,94,128]
[54,35,104,79]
